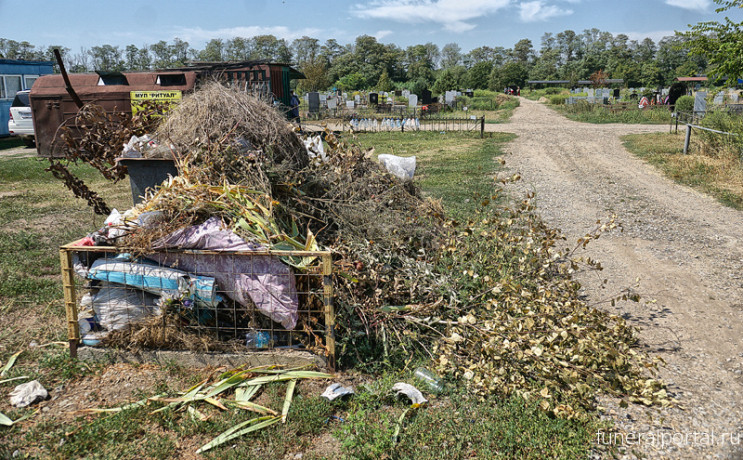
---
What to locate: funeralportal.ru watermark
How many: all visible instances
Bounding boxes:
[597,430,742,449]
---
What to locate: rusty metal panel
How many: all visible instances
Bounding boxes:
[30,71,198,157]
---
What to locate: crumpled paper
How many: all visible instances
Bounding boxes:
[9,380,48,408]
[321,383,355,401]
[392,382,427,407]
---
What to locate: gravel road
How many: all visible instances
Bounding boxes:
[496,98,743,459]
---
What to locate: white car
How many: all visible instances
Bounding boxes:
[7,90,35,147]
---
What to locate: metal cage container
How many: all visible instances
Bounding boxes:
[60,244,335,369]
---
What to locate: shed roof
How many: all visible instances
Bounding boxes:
[675,77,708,82]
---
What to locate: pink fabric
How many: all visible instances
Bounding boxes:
[150,217,298,329]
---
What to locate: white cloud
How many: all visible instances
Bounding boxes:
[374,30,394,40]
[172,26,325,45]
[351,0,511,33]
[664,0,710,11]
[518,1,573,22]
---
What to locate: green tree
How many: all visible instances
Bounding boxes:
[440,43,462,69]
[88,45,124,71]
[432,67,465,94]
[512,39,535,66]
[465,61,493,89]
[680,0,743,81]
[292,36,320,66]
[376,69,393,92]
[335,72,365,91]
[226,37,252,61]
[489,62,528,90]
[198,39,225,62]
[297,60,330,92]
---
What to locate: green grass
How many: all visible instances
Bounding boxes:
[553,103,670,124]
[351,131,516,218]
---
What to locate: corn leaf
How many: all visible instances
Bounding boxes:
[202,369,253,399]
[234,384,261,402]
[83,392,167,414]
[392,408,411,445]
[243,371,331,386]
[0,351,21,377]
[151,380,207,413]
[281,379,297,423]
[0,411,13,427]
[197,416,281,454]
[227,400,277,416]
[203,397,229,411]
[0,376,28,385]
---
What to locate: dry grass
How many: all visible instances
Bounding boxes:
[157,80,308,172]
[622,131,743,209]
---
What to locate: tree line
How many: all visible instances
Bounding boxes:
[0,29,713,93]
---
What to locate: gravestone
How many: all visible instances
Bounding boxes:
[408,94,418,107]
[354,95,361,104]
[613,88,620,99]
[369,93,379,105]
[327,97,337,109]
[732,92,740,103]
[586,88,594,97]
[346,101,355,109]
[320,94,327,103]
[445,91,456,104]
[421,89,433,104]
[713,91,724,105]
[308,92,320,114]
[694,92,707,113]
[402,90,410,98]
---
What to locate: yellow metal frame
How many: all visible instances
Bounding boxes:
[59,243,335,369]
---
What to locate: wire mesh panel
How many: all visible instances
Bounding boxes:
[60,244,334,368]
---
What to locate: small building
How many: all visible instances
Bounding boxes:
[0,59,54,136]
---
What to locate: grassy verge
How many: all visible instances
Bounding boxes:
[351,131,516,218]
[0,133,603,459]
[554,103,670,124]
[622,131,743,209]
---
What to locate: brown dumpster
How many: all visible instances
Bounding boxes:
[30,61,305,157]
[30,71,197,157]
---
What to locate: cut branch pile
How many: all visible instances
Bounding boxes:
[54,82,670,417]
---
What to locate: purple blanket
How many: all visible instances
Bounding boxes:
[150,217,298,330]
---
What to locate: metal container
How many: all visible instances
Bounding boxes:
[29,62,305,158]
[117,158,178,205]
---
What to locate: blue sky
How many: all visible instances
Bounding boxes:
[1,0,741,54]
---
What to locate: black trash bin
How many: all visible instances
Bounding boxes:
[117,158,178,205]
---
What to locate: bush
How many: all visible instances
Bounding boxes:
[675,95,694,113]
[544,87,563,95]
[549,94,569,105]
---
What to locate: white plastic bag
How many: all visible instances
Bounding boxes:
[378,154,416,181]
[90,284,160,332]
[303,135,326,162]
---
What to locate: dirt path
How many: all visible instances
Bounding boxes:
[495,98,743,459]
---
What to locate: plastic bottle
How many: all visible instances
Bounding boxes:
[246,330,271,349]
[413,367,444,393]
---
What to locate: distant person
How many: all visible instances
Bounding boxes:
[289,90,301,129]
